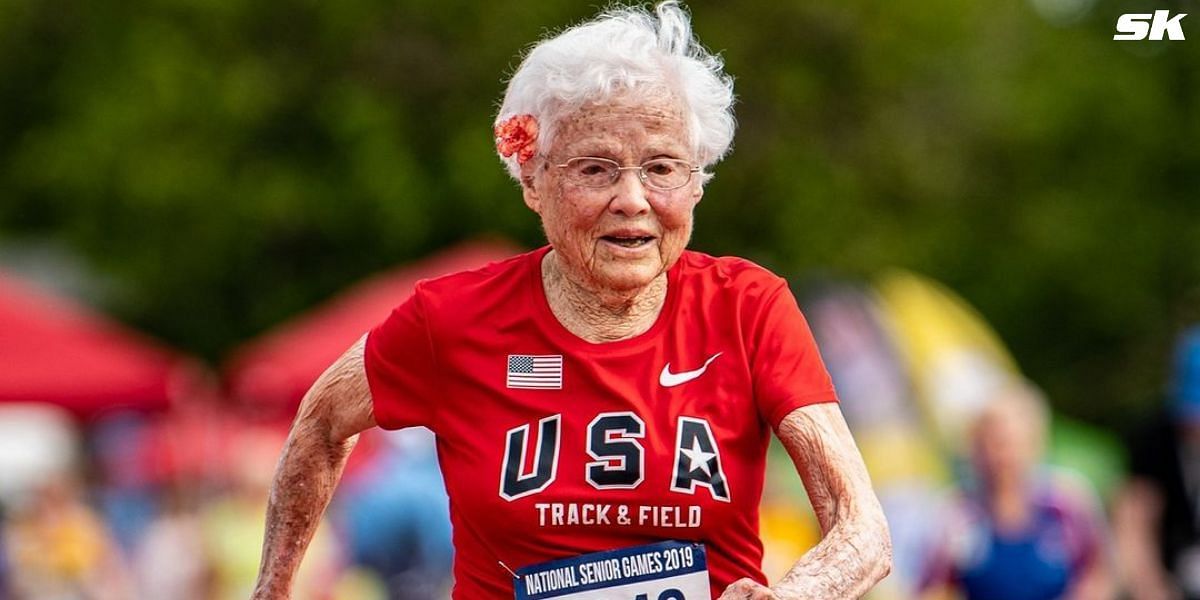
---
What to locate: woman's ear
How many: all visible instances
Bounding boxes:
[522,176,540,213]
[520,162,542,212]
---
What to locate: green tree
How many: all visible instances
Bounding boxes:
[1,0,1196,431]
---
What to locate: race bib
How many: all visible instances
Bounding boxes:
[514,541,711,600]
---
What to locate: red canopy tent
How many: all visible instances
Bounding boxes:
[225,240,521,416]
[0,272,203,421]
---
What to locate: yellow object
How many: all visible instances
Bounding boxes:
[874,270,1022,455]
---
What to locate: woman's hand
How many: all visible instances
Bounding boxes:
[766,403,893,598]
[719,578,780,599]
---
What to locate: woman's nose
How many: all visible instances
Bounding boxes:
[608,168,652,215]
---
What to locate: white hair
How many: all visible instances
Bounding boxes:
[495,1,736,181]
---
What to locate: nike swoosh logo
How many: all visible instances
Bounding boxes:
[659,352,723,387]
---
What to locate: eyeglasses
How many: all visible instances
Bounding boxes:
[554,157,701,191]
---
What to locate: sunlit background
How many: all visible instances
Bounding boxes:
[0,0,1196,598]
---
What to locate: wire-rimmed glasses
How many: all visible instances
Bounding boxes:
[554,157,700,191]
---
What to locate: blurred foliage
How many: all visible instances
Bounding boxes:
[1,0,1197,432]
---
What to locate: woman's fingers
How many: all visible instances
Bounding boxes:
[717,577,779,599]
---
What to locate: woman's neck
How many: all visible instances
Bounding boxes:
[541,250,668,343]
[988,476,1032,533]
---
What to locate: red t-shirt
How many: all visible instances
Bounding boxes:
[365,246,837,599]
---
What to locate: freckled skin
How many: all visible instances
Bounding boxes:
[251,337,375,600]
[521,96,703,342]
[751,404,893,599]
[520,98,892,598]
[251,97,893,599]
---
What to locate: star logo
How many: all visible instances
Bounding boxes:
[679,437,717,476]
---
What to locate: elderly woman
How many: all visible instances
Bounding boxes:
[252,3,891,599]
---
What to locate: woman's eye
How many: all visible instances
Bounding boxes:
[646,162,675,176]
[580,164,606,176]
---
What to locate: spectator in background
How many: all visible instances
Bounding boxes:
[5,473,133,600]
[132,483,213,600]
[920,380,1112,600]
[1116,325,1200,600]
[336,428,453,599]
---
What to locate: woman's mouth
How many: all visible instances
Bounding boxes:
[601,235,655,248]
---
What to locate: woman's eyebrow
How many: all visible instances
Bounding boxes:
[641,144,688,160]
[565,144,622,159]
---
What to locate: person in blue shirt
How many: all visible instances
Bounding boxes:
[919,380,1112,600]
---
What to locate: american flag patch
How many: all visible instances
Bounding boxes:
[506,355,563,390]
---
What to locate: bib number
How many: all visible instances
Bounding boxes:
[635,592,686,600]
[514,541,710,600]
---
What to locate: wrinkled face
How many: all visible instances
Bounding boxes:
[521,95,703,293]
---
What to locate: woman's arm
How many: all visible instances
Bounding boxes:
[251,336,377,599]
[721,402,892,599]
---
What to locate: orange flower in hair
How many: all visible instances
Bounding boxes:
[494,114,539,165]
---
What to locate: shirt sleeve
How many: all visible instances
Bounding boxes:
[916,509,959,593]
[364,285,440,430]
[750,281,839,428]
[1055,471,1109,577]
[917,494,970,594]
